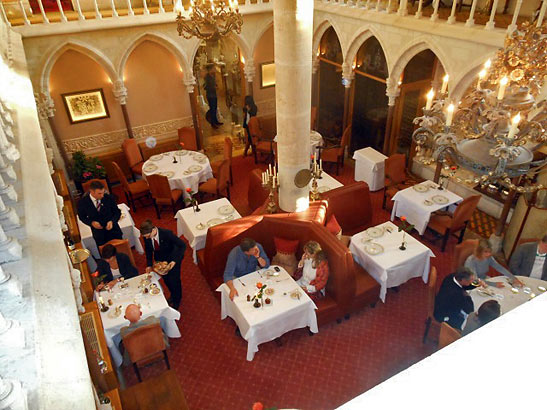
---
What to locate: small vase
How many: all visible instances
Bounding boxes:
[399,231,407,250]
[194,200,201,212]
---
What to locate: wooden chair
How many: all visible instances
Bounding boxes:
[453,239,479,272]
[438,322,462,349]
[111,161,150,213]
[382,153,419,210]
[81,178,108,194]
[99,238,136,267]
[121,139,144,181]
[121,323,170,382]
[211,137,233,185]
[423,266,440,344]
[248,117,273,164]
[311,106,317,131]
[198,160,230,201]
[147,174,183,218]
[321,126,350,176]
[177,127,198,151]
[428,195,481,252]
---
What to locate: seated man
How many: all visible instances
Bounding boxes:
[462,300,501,336]
[434,267,476,330]
[224,238,270,300]
[95,244,138,290]
[509,233,547,281]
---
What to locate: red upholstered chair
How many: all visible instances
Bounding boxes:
[422,266,440,344]
[81,178,108,194]
[211,137,233,185]
[146,174,183,218]
[248,117,273,164]
[322,182,373,236]
[321,126,350,176]
[439,322,461,349]
[112,161,150,212]
[99,238,135,267]
[121,139,144,181]
[427,195,481,252]
[177,127,198,151]
[382,153,419,210]
[198,160,230,200]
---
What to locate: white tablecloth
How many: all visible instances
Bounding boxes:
[216,266,318,361]
[349,221,435,303]
[78,203,144,259]
[175,198,242,263]
[96,274,181,367]
[275,131,323,158]
[470,275,547,315]
[353,147,387,191]
[142,150,213,200]
[310,171,343,193]
[391,181,463,235]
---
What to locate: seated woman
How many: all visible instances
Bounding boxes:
[464,239,522,288]
[293,241,329,300]
[96,244,138,290]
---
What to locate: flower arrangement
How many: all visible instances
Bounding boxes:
[90,270,107,289]
[184,188,200,212]
[251,282,268,308]
[252,402,277,410]
[397,216,415,251]
[71,151,107,182]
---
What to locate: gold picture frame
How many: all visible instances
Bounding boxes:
[62,89,110,124]
[260,62,275,89]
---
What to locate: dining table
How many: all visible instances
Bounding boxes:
[175,197,242,263]
[349,221,435,302]
[141,150,213,200]
[391,180,463,235]
[311,171,343,193]
[78,203,144,259]
[216,266,318,361]
[352,147,387,191]
[96,273,181,367]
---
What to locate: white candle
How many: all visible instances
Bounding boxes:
[477,69,486,90]
[446,104,455,126]
[98,296,104,305]
[441,74,449,94]
[320,159,322,171]
[268,163,272,175]
[425,89,434,110]
[507,113,520,139]
[484,59,491,70]
[498,77,508,100]
[262,172,265,184]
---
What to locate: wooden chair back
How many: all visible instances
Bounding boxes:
[99,238,135,267]
[248,117,262,144]
[340,126,351,149]
[451,195,481,230]
[427,266,437,319]
[453,239,479,272]
[178,127,198,151]
[82,179,108,193]
[217,160,230,194]
[111,162,130,193]
[385,153,407,185]
[224,137,233,164]
[122,323,166,364]
[311,106,317,130]
[147,174,173,206]
[438,322,461,349]
[122,139,143,168]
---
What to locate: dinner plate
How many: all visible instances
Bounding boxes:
[193,153,206,161]
[365,226,384,238]
[143,163,158,173]
[538,286,546,292]
[207,218,224,227]
[413,184,430,193]
[218,205,234,215]
[107,309,122,319]
[318,186,330,193]
[183,170,191,175]
[265,288,275,296]
[176,150,188,156]
[431,195,449,205]
[160,171,175,178]
[195,223,206,230]
[149,154,163,161]
[477,289,494,297]
[363,242,384,256]
[140,278,151,286]
[290,289,301,300]
[423,199,433,206]
[150,288,161,295]
[188,165,203,173]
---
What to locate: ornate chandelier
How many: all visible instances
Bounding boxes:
[174,0,243,40]
[412,22,547,195]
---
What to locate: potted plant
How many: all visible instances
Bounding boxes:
[71,151,107,191]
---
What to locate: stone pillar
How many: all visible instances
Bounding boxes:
[311,57,320,109]
[341,63,354,134]
[243,58,255,97]
[113,80,134,139]
[383,79,400,155]
[185,76,203,151]
[273,0,313,212]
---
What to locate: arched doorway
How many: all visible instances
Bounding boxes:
[317,27,344,145]
[350,37,388,154]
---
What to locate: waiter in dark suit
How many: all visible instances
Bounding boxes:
[204,63,223,128]
[434,267,477,330]
[140,219,186,310]
[77,180,123,247]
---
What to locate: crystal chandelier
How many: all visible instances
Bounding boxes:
[412,22,547,195]
[174,0,243,40]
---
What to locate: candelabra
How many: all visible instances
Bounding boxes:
[309,157,323,201]
[261,165,279,214]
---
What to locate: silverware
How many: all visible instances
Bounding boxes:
[275,278,290,283]
[238,279,246,287]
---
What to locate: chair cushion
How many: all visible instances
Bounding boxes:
[428,214,453,234]
[171,189,183,202]
[199,178,218,194]
[271,237,299,275]
[273,237,299,254]
[131,162,144,175]
[128,179,149,195]
[326,215,342,236]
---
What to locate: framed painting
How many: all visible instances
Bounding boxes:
[260,62,275,89]
[61,89,110,124]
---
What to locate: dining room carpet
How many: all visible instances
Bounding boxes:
[113,154,486,410]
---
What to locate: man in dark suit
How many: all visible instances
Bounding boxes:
[204,63,223,128]
[140,219,186,310]
[509,234,547,281]
[434,267,476,330]
[77,180,123,247]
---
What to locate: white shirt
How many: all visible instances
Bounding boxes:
[111,268,121,280]
[297,259,316,293]
[90,195,101,209]
[530,253,546,279]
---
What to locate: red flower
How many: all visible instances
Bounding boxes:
[451,166,457,171]
[96,165,102,169]
[252,403,264,410]
[401,216,407,222]
[186,188,192,193]
[256,282,263,289]
[91,271,99,278]
[310,154,314,160]
[180,142,185,147]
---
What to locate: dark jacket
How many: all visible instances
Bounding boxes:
[434,273,475,329]
[243,104,258,129]
[509,242,547,280]
[143,227,186,267]
[96,252,138,283]
[204,73,217,99]
[77,192,121,229]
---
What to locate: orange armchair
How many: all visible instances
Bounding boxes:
[248,117,273,164]
[198,160,230,201]
[382,153,420,210]
[211,137,233,185]
[177,127,198,151]
[112,161,150,212]
[121,139,144,181]
[147,174,183,218]
[321,126,350,176]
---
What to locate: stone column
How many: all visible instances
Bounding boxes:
[243,58,255,97]
[311,57,319,109]
[113,80,134,139]
[383,80,400,155]
[185,76,203,151]
[274,0,313,212]
[341,63,354,134]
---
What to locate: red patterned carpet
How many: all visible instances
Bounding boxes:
[114,155,465,410]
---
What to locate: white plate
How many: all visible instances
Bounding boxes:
[195,223,206,230]
[431,195,449,205]
[193,153,206,161]
[363,242,384,256]
[150,288,161,295]
[538,286,546,292]
[160,171,175,178]
[413,184,430,193]
[177,150,188,156]
[365,226,384,238]
[423,199,433,206]
[207,218,224,227]
[149,154,163,161]
[183,170,191,175]
[188,165,203,173]
[143,163,158,173]
[218,205,234,215]
[107,308,122,319]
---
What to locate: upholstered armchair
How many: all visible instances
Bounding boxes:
[321,126,350,176]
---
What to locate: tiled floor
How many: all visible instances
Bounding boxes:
[115,155,487,409]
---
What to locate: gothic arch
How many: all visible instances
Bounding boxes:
[39,40,118,95]
[344,27,390,76]
[312,18,344,59]
[250,19,274,58]
[189,31,251,66]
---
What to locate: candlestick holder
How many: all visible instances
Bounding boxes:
[262,173,279,214]
[309,164,323,201]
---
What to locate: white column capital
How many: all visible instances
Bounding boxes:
[34,92,55,119]
[183,75,196,94]
[112,80,128,105]
[312,57,320,74]
[243,60,256,82]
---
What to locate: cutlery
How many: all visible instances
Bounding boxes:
[238,279,246,287]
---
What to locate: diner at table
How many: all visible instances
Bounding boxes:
[509,234,547,280]
[293,241,329,300]
[95,244,138,289]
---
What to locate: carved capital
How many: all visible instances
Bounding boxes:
[183,75,196,94]
[312,57,319,74]
[113,80,128,105]
[243,61,255,82]
[34,92,55,119]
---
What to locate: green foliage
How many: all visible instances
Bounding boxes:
[71,151,107,181]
